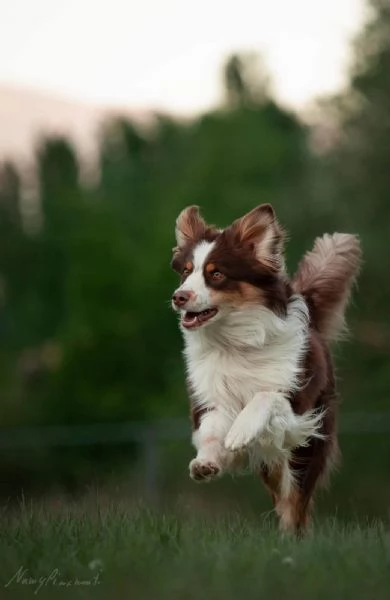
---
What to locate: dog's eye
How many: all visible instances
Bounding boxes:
[211,271,225,281]
[182,268,191,277]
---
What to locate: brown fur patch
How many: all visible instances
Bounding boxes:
[287,331,338,532]
[207,282,266,309]
[191,405,208,430]
[204,233,290,315]
[259,330,339,535]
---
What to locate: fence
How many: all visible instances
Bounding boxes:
[1,412,390,501]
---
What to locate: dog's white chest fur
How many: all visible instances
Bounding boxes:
[184,297,308,415]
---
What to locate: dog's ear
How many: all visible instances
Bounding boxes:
[228,204,284,271]
[175,205,208,249]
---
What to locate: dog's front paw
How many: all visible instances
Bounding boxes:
[189,459,221,482]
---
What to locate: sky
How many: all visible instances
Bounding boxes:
[0,0,367,115]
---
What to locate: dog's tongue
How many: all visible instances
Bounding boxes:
[183,311,199,327]
[182,308,217,328]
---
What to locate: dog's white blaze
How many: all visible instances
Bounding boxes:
[178,241,215,311]
[193,241,216,270]
[184,295,324,498]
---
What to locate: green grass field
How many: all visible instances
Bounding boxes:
[1,499,389,599]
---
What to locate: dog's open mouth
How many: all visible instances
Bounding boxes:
[182,308,218,329]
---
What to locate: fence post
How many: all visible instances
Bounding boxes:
[142,425,159,506]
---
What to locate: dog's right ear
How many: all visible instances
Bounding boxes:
[227,204,285,271]
[175,205,207,249]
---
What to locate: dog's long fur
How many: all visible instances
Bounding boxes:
[171,205,361,534]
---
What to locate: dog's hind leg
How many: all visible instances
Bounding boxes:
[260,457,316,536]
[260,461,310,535]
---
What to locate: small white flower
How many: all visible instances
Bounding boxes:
[88,559,103,571]
[281,556,294,566]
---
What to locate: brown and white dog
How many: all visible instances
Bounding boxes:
[171,204,361,534]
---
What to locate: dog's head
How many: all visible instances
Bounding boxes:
[171,204,289,330]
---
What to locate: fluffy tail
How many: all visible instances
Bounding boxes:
[292,233,362,341]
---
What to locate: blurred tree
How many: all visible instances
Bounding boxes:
[0,162,23,342]
[302,0,390,455]
[223,52,271,108]
[28,138,81,342]
[0,162,22,349]
[332,0,390,223]
[315,0,390,321]
[38,137,80,228]
[0,162,21,230]
[99,119,152,231]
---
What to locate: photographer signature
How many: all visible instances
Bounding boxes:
[5,566,101,595]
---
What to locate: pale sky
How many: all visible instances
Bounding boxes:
[0,0,367,114]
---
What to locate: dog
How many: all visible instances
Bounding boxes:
[171,204,361,534]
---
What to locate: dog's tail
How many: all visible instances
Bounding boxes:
[292,233,362,342]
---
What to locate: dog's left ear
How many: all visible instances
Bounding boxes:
[228,204,284,271]
[174,205,208,249]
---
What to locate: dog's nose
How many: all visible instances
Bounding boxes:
[172,290,192,307]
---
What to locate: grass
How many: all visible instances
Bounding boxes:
[0,498,389,599]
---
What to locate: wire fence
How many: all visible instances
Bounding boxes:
[1,412,390,449]
[0,413,389,501]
